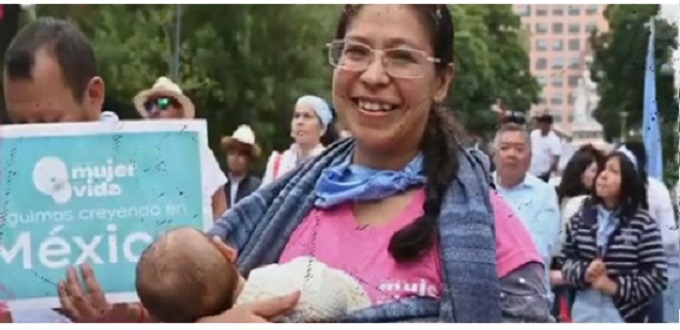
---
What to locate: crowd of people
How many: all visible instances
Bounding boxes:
[1,4,679,323]
[492,120,679,323]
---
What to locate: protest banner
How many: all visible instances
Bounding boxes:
[0,120,212,309]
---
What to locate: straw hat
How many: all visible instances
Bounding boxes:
[133,77,195,119]
[221,125,261,158]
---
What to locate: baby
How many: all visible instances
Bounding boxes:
[135,227,370,323]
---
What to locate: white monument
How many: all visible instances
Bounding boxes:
[570,56,606,149]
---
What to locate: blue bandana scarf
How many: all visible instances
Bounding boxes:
[314,153,426,208]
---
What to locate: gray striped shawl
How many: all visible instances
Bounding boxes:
[208,139,503,322]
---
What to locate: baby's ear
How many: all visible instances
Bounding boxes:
[211,236,238,262]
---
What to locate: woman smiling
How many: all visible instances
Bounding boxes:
[56,5,551,323]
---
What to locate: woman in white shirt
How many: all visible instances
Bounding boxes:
[622,141,679,323]
[262,95,333,185]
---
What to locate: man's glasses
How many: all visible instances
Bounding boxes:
[144,97,176,113]
[326,40,442,79]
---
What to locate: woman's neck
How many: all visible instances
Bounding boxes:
[601,197,619,211]
[352,145,420,171]
[295,142,320,159]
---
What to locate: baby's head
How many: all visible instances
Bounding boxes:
[136,227,243,323]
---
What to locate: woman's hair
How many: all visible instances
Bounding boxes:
[590,152,648,219]
[557,144,605,203]
[320,106,341,146]
[622,140,650,194]
[336,5,461,263]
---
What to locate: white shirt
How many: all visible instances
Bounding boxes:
[228,174,244,207]
[552,195,588,258]
[647,177,680,279]
[262,144,325,186]
[529,129,561,176]
[202,147,227,200]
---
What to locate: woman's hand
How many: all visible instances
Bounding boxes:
[591,273,618,296]
[585,259,605,283]
[198,291,300,323]
[549,270,566,286]
[57,264,140,322]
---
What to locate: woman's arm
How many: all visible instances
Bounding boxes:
[560,218,589,289]
[652,182,680,252]
[612,218,668,305]
[211,189,228,220]
[499,262,554,323]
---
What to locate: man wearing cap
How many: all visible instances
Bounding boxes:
[133,76,228,219]
[529,114,562,182]
[221,125,262,208]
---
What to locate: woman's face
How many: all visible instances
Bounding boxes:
[291,103,323,145]
[581,161,599,190]
[595,157,622,201]
[331,5,452,155]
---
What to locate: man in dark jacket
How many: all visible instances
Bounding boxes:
[221,125,262,208]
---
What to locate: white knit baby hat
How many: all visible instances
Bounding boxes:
[235,256,371,322]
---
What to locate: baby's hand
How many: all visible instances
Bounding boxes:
[211,236,238,262]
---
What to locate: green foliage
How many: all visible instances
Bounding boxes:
[449,5,539,136]
[1,4,538,170]
[590,4,678,183]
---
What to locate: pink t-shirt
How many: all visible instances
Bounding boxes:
[279,189,540,305]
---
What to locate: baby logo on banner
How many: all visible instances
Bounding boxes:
[0,120,212,309]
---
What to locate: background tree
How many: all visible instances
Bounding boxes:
[590,4,678,184]
[449,4,540,137]
[2,4,538,172]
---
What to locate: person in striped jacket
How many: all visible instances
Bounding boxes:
[560,146,668,323]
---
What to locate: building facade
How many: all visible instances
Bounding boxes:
[513,4,609,135]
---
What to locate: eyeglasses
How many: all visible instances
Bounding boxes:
[326,40,442,79]
[144,97,176,113]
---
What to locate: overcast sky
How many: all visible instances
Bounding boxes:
[659,4,679,26]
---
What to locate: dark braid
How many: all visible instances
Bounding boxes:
[388,103,461,262]
[336,4,460,263]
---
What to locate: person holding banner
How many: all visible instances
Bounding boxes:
[1,17,109,324]
[0,17,224,323]
[56,5,551,323]
[133,77,228,219]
